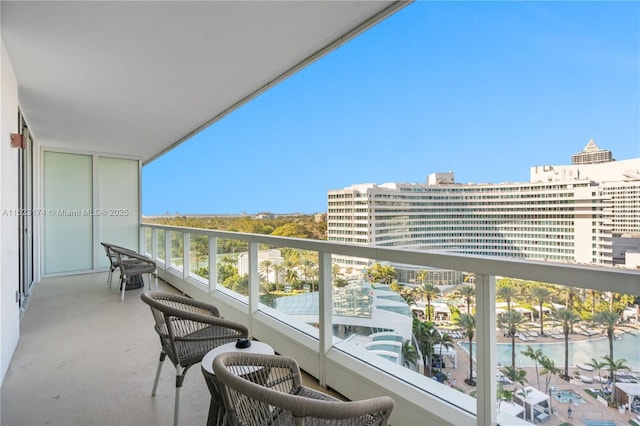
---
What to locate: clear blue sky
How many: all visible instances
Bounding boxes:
[142,1,639,216]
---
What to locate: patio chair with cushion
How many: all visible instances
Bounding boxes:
[212,352,395,426]
[110,246,157,301]
[140,291,249,426]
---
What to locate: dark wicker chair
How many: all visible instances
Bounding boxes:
[213,352,395,426]
[140,292,249,426]
[110,246,157,301]
[100,242,138,286]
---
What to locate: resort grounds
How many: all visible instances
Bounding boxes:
[436,322,640,426]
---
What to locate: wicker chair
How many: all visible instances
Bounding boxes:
[140,292,249,426]
[110,246,157,301]
[100,242,138,286]
[212,352,394,426]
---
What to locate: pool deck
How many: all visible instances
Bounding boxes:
[442,324,640,425]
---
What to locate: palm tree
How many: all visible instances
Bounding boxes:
[530,286,551,336]
[552,308,580,379]
[584,358,607,391]
[435,332,454,372]
[272,263,284,292]
[500,365,527,398]
[282,258,299,286]
[538,354,560,413]
[416,269,429,285]
[522,346,543,391]
[458,285,475,314]
[593,310,620,363]
[497,284,518,312]
[455,313,476,385]
[603,356,630,405]
[413,320,437,376]
[401,340,419,369]
[499,310,526,368]
[259,259,273,292]
[417,283,441,321]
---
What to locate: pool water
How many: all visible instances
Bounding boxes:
[582,421,617,426]
[552,389,586,404]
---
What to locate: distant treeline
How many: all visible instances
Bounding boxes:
[142,214,327,240]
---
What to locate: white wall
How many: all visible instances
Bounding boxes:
[1,37,21,383]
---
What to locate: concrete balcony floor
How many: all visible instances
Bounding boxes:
[1,273,335,426]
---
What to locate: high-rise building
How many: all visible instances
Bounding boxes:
[571,138,613,164]
[327,143,639,276]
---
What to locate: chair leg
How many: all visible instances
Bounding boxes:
[107,268,113,286]
[120,275,126,301]
[152,352,166,396]
[174,365,185,426]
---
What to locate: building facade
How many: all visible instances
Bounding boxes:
[328,145,639,272]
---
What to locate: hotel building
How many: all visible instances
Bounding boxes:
[328,142,640,276]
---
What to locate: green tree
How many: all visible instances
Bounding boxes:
[401,340,419,369]
[272,262,284,292]
[602,356,630,405]
[500,365,527,398]
[593,310,620,363]
[530,286,551,336]
[552,308,580,379]
[368,263,396,284]
[522,346,543,391]
[435,332,454,372]
[416,269,429,285]
[417,283,441,322]
[499,310,526,368]
[455,313,476,385]
[584,358,607,392]
[497,283,519,312]
[413,319,437,376]
[259,259,274,292]
[282,258,299,285]
[538,354,560,412]
[458,285,475,314]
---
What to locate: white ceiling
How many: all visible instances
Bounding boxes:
[1,1,408,163]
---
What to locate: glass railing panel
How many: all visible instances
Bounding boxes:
[492,278,640,423]
[170,231,183,271]
[331,255,476,411]
[189,232,209,282]
[255,244,322,337]
[216,237,248,298]
[157,229,166,264]
[144,227,152,257]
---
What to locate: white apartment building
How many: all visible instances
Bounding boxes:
[328,144,640,272]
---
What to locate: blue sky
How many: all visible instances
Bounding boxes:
[142,1,639,215]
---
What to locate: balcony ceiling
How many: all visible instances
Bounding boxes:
[1,1,407,163]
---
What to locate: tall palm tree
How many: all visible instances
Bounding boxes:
[603,356,630,405]
[435,332,454,372]
[500,365,527,398]
[282,258,299,286]
[593,310,620,363]
[401,340,419,370]
[538,354,560,412]
[458,285,475,314]
[413,320,437,376]
[259,259,273,292]
[522,346,543,391]
[584,358,607,391]
[530,286,551,336]
[497,284,518,312]
[552,308,580,379]
[499,310,526,368]
[272,263,284,292]
[455,313,476,385]
[417,283,441,321]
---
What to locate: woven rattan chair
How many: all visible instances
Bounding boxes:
[140,292,249,426]
[100,242,138,286]
[212,352,394,426]
[111,246,157,301]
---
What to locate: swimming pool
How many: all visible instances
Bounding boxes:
[582,420,617,426]
[552,389,586,404]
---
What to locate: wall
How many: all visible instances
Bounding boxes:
[1,37,21,383]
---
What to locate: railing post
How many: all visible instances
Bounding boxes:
[183,232,190,279]
[208,236,217,293]
[318,251,332,387]
[476,273,497,426]
[247,242,259,336]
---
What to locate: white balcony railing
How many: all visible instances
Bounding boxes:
[141,223,639,426]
